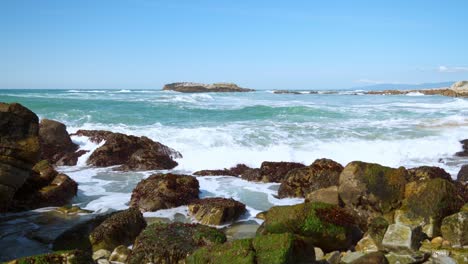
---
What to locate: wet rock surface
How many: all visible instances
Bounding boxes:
[188,197,246,225]
[130,173,199,212]
[39,118,79,165]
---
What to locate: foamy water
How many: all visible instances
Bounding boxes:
[0,89,467,261]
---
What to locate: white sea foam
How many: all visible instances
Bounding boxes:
[406,92,425,96]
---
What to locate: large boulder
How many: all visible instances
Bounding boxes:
[127,222,226,264]
[89,208,146,252]
[258,202,361,252]
[305,186,340,205]
[39,119,79,165]
[396,178,463,237]
[441,211,468,246]
[338,161,408,220]
[163,82,254,93]
[450,80,468,94]
[73,129,181,170]
[130,173,199,212]
[0,102,40,211]
[188,197,246,225]
[278,159,343,198]
[194,164,252,177]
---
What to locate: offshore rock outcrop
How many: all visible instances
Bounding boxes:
[73,129,181,170]
[188,197,246,225]
[365,80,468,97]
[163,82,254,93]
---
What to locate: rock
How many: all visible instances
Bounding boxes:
[278,158,343,198]
[89,207,146,251]
[92,249,111,260]
[407,166,452,182]
[6,250,93,264]
[186,238,255,264]
[323,251,341,264]
[11,163,78,212]
[255,161,305,183]
[355,235,380,253]
[305,185,340,205]
[450,80,468,93]
[440,211,468,246]
[341,252,365,263]
[97,259,110,264]
[367,216,389,246]
[187,233,309,264]
[188,197,246,225]
[338,161,408,220]
[0,102,40,211]
[39,119,79,165]
[194,164,252,177]
[130,173,199,212]
[385,251,428,264]
[257,202,361,252]
[397,178,463,237]
[351,251,389,264]
[163,82,254,93]
[109,245,132,263]
[224,220,259,241]
[419,240,468,263]
[53,213,114,251]
[127,222,226,264]
[73,129,181,170]
[382,224,425,253]
[425,255,458,264]
[457,165,468,182]
[456,139,468,157]
[314,247,324,260]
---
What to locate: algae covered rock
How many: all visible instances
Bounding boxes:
[255,161,306,183]
[187,233,302,264]
[89,207,146,251]
[130,173,199,212]
[338,161,408,219]
[128,222,226,264]
[258,202,360,252]
[5,250,93,264]
[109,245,132,263]
[351,251,388,264]
[305,185,340,205]
[440,211,468,246]
[278,158,343,198]
[397,178,463,237]
[407,166,452,182]
[188,197,246,225]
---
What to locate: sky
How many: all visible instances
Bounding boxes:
[1,0,468,90]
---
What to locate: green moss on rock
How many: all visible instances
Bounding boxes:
[128,222,226,264]
[6,250,93,264]
[187,239,255,264]
[253,233,295,264]
[259,202,359,252]
[89,207,146,251]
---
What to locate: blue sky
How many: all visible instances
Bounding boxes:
[1,0,468,90]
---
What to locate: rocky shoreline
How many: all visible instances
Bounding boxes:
[163,82,254,93]
[272,80,468,97]
[1,102,467,263]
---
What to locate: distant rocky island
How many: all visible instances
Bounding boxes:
[163,82,254,93]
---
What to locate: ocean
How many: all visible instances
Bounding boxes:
[0,88,467,260]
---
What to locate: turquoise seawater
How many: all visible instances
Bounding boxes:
[0,88,467,260]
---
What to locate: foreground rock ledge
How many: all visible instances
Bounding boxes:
[163,82,255,93]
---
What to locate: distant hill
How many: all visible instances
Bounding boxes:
[350,81,454,91]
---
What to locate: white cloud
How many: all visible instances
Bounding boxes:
[438,65,468,73]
